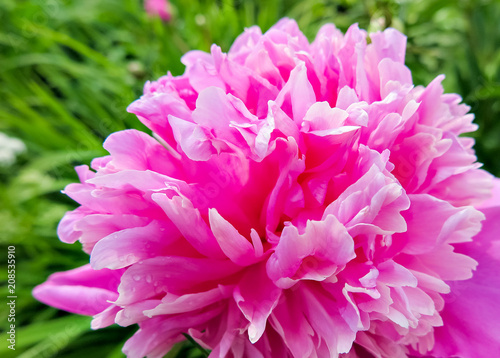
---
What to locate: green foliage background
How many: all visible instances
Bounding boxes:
[0,0,499,357]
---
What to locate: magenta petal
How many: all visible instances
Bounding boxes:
[127,88,191,147]
[370,27,407,64]
[267,215,355,288]
[33,265,120,316]
[209,208,258,266]
[115,300,161,327]
[91,305,121,329]
[90,220,181,270]
[377,260,417,288]
[478,177,500,209]
[73,213,151,254]
[269,289,315,358]
[430,206,500,357]
[145,287,228,317]
[274,63,316,125]
[168,115,216,161]
[115,256,241,305]
[399,194,484,255]
[123,310,222,358]
[57,207,89,244]
[152,193,225,258]
[233,262,281,343]
[378,58,412,98]
[102,129,182,175]
[301,285,357,355]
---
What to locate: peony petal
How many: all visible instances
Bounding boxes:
[144,287,228,317]
[90,220,182,270]
[267,215,355,288]
[431,206,500,357]
[33,265,120,316]
[102,129,183,175]
[116,256,241,305]
[233,262,281,343]
[152,193,225,259]
[209,208,258,266]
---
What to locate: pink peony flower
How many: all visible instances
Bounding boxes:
[34,19,500,357]
[144,0,171,22]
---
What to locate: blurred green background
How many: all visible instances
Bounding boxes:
[0,0,499,357]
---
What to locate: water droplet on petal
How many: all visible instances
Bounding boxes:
[125,254,136,265]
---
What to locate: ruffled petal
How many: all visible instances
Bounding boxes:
[33,265,121,316]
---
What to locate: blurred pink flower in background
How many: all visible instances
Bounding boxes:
[144,0,171,21]
[34,19,500,357]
